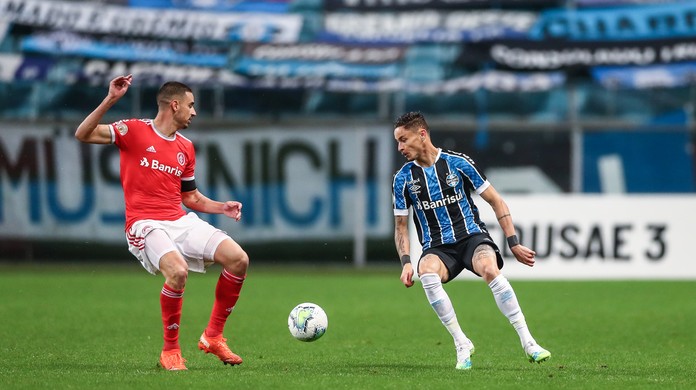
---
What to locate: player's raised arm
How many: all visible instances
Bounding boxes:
[75,74,133,144]
[394,215,414,287]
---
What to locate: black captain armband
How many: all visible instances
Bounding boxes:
[400,255,411,267]
[181,179,197,192]
[506,235,520,250]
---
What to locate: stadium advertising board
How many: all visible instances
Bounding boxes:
[531,2,696,41]
[319,10,537,43]
[410,195,696,279]
[0,0,302,43]
[0,126,393,243]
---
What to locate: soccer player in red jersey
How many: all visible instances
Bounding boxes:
[75,75,248,371]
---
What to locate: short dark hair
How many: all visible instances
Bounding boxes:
[394,111,428,132]
[157,81,192,106]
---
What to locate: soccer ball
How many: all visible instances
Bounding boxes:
[288,302,328,342]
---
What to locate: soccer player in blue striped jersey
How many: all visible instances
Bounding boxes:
[391,112,550,370]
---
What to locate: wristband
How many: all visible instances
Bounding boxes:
[400,255,411,267]
[506,235,520,249]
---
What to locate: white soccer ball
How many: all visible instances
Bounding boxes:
[288,302,328,342]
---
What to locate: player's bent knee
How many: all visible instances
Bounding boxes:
[418,255,442,275]
[215,240,249,275]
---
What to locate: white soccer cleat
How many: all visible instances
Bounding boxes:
[455,340,474,370]
[524,342,551,364]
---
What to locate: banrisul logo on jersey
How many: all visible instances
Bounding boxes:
[140,157,183,177]
[417,192,464,211]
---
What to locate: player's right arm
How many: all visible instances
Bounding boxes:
[75,74,132,144]
[394,215,414,288]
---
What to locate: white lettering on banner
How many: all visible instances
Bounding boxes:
[0,0,302,42]
[324,11,535,42]
[0,126,393,243]
[409,195,696,279]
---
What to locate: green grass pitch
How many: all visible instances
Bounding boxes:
[1,263,695,389]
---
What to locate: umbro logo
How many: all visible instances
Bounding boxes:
[166,323,179,330]
[146,146,156,153]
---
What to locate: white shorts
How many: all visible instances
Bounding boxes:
[126,212,230,275]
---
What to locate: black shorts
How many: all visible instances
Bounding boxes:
[419,233,504,282]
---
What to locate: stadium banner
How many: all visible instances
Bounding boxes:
[318,10,537,43]
[577,0,675,5]
[323,0,560,11]
[530,2,696,41]
[234,43,406,78]
[410,195,696,280]
[462,38,696,70]
[0,125,394,243]
[21,32,229,67]
[0,0,302,43]
[127,0,291,13]
[405,70,565,94]
[77,60,248,87]
[590,62,696,89]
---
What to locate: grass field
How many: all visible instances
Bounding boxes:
[1,263,695,389]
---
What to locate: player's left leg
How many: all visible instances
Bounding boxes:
[472,244,550,363]
[199,234,249,366]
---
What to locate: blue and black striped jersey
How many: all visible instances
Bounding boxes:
[392,149,491,250]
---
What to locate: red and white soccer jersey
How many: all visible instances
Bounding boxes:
[108,119,196,231]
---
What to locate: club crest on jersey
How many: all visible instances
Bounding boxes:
[115,121,128,135]
[177,152,186,166]
[446,173,459,187]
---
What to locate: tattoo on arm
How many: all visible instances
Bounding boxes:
[497,213,511,221]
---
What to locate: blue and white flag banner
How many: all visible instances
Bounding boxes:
[236,43,407,79]
[323,0,560,11]
[531,2,696,41]
[576,0,676,6]
[0,0,302,42]
[469,39,696,70]
[319,10,537,43]
[591,62,696,89]
[21,32,229,67]
[127,0,291,13]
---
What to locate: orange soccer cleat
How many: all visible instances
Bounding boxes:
[159,349,187,371]
[198,332,243,366]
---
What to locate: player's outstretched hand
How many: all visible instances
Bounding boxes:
[512,244,536,267]
[222,201,243,222]
[108,74,132,100]
[400,263,414,288]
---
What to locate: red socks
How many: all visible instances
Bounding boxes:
[205,269,246,338]
[160,283,184,351]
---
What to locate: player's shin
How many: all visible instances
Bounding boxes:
[488,275,535,348]
[420,273,470,347]
[160,283,184,351]
[205,269,245,338]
